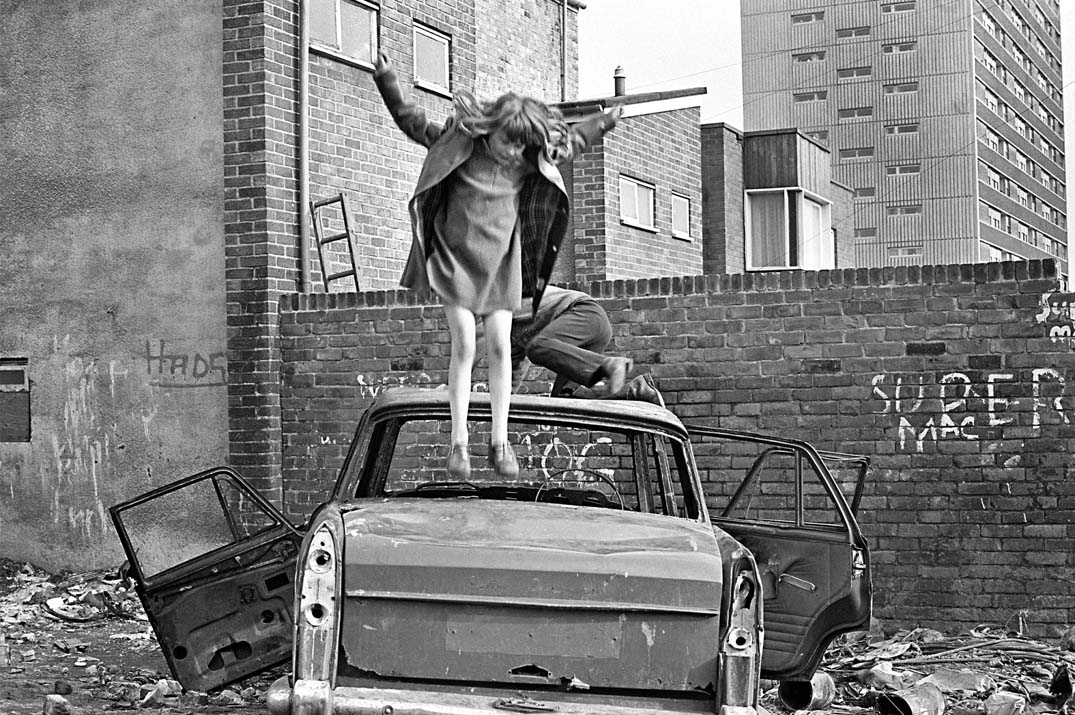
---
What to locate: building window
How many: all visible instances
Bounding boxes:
[619,176,655,230]
[885,122,919,135]
[853,187,876,199]
[413,22,450,92]
[982,165,1002,190]
[883,40,917,53]
[0,358,30,442]
[671,193,691,240]
[884,81,919,94]
[886,163,921,176]
[888,246,923,259]
[881,1,916,12]
[887,204,922,216]
[793,90,828,102]
[791,11,825,24]
[838,106,873,119]
[855,227,878,238]
[746,189,834,271]
[980,241,1019,262]
[792,51,826,63]
[837,66,872,80]
[804,129,829,143]
[839,146,874,159]
[310,0,378,65]
[836,26,870,38]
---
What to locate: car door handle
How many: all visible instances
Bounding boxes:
[778,573,817,592]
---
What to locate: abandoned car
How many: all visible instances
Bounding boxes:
[110,388,872,715]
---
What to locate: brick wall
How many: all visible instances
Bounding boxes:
[303,0,577,295]
[473,0,579,102]
[701,123,745,274]
[571,108,704,282]
[278,259,1075,634]
[224,0,302,502]
[229,0,573,502]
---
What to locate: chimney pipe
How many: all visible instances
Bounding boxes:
[613,66,626,96]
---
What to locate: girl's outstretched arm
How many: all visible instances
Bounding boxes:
[549,105,623,165]
[373,52,445,148]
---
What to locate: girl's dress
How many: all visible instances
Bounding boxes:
[428,138,529,315]
[373,59,616,315]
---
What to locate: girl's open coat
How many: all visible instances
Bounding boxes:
[374,64,615,314]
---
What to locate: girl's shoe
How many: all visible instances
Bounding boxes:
[446,443,471,479]
[487,441,519,479]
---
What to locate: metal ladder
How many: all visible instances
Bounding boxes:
[310,193,361,292]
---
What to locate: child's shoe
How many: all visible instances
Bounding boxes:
[487,441,519,479]
[446,443,470,479]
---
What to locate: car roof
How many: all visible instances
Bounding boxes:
[364,387,689,438]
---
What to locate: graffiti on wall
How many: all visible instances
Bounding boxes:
[1036,292,1075,348]
[144,339,227,388]
[355,372,436,400]
[872,369,1067,452]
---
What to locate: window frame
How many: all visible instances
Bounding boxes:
[412,21,451,95]
[835,26,870,39]
[619,175,657,232]
[793,90,828,103]
[671,192,692,240]
[745,187,835,272]
[308,0,379,68]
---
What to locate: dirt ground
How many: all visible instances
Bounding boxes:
[0,559,283,714]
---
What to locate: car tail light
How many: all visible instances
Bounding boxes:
[295,513,342,683]
[720,566,761,715]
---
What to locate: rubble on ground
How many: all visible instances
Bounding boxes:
[6,558,1075,713]
[765,622,1075,715]
[1,558,271,711]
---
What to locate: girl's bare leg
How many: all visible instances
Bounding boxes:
[483,309,517,476]
[443,304,476,476]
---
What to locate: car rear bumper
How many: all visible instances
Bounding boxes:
[266,677,753,715]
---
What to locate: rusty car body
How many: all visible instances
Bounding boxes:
[110,388,871,715]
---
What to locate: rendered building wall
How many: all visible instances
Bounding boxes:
[0,0,227,569]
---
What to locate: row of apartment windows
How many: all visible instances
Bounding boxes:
[791,1,915,25]
[979,160,1064,218]
[618,177,692,240]
[979,40,1064,124]
[976,80,1064,167]
[991,0,1061,71]
[978,120,1066,201]
[310,0,452,93]
[978,4,1062,96]
[980,199,1062,253]
[793,80,918,104]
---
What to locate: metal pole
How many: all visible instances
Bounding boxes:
[298,0,312,292]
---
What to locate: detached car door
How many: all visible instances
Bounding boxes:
[110,467,303,692]
[687,427,871,681]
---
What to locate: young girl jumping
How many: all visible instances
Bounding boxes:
[374,51,620,479]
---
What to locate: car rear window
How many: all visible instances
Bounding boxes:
[377,417,696,518]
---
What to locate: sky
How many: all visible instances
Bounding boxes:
[578,0,1075,270]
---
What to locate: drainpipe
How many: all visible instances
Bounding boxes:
[298,0,312,291]
[560,0,567,100]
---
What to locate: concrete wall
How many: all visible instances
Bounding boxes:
[277,260,1075,634]
[0,1,227,569]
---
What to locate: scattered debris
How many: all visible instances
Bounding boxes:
[764,623,1075,715]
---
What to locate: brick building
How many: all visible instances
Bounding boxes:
[1,0,853,569]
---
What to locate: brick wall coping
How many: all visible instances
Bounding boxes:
[280,260,1058,312]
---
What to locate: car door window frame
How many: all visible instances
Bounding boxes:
[111,467,302,586]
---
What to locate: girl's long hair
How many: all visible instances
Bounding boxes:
[453,90,570,155]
